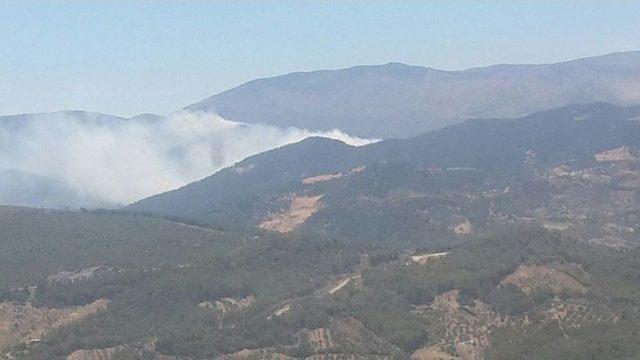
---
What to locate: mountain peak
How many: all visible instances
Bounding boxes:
[185,51,640,139]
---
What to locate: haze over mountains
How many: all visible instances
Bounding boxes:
[186,51,640,138]
[0,111,374,208]
[0,169,96,209]
[1,51,640,209]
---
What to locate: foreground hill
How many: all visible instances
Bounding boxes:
[2,206,640,359]
[185,51,640,138]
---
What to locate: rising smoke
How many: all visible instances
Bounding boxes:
[0,111,376,207]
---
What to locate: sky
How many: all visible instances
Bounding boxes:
[1,1,639,117]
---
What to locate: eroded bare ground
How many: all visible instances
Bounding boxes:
[66,348,117,360]
[410,252,449,265]
[219,317,399,359]
[514,145,640,248]
[305,355,390,360]
[411,346,458,360]
[0,299,108,351]
[268,303,292,319]
[452,218,473,235]
[595,146,636,162]
[217,348,295,360]
[47,266,109,284]
[216,265,605,360]
[307,328,333,353]
[500,263,588,295]
[412,290,524,360]
[198,295,255,315]
[259,195,323,232]
[303,173,343,184]
[219,349,391,360]
[35,258,607,360]
[301,166,366,186]
[66,342,178,360]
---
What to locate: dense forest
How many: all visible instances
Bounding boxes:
[2,206,640,359]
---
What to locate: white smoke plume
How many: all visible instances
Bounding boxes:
[0,111,377,207]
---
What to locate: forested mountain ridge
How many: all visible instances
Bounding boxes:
[129,103,640,246]
[127,137,357,222]
[185,51,640,138]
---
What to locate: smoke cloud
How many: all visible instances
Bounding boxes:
[0,111,377,207]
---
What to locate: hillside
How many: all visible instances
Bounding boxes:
[129,103,640,247]
[2,207,640,359]
[5,103,640,359]
[185,51,640,138]
[127,137,357,222]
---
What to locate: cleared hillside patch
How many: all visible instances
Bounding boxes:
[500,264,588,295]
[303,173,343,184]
[0,299,107,351]
[259,195,323,233]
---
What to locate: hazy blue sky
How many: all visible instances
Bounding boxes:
[1,1,639,117]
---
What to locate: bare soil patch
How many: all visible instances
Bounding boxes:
[412,346,458,359]
[307,328,333,352]
[259,195,323,233]
[500,264,588,295]
[452,219,473,235]
[268,303,291,319]
[0,299,107,350]
[410,252,448,265]
[595,146,636,162]
[303,173,343,184]
[198,295,255,314]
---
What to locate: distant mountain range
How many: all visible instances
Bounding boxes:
[4,51,640,140]
[2,51,640,210]
[0,169,95,209]
[0,110,152,126]
[186,51,640,138]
